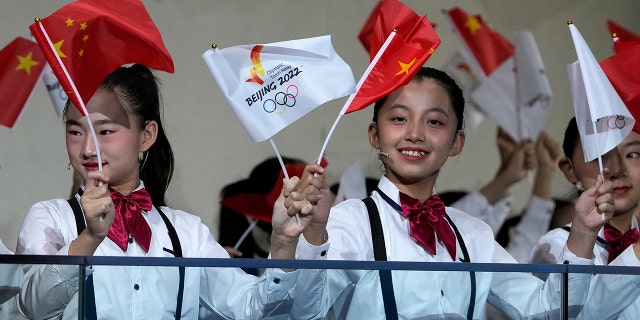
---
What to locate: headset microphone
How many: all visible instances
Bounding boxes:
[378,152,391,159]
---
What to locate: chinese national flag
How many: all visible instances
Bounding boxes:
[29,0,174,115]
[600,41,640,134]
[607,19,640,53]
[358,0,421,58]
[0,37,46,128]
[220,159,328,222]
[447,6,514,76]
[344,13,440,114]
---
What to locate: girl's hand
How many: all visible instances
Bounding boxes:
[574,175,614,232]
[70,171,115,255]
[270,164,328,259]
[567,175,614,258]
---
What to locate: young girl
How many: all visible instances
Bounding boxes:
[530,117,640,318]
[16,64,320,319]
[291,67,626,319]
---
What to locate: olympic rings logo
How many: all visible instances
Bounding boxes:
[263,85,298,114]
[606,115,626,129]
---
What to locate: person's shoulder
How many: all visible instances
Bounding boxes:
[156,206,203,226]
[445,206,493,232]
[537,225,571,243]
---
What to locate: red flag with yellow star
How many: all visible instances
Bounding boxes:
[29,0,174,115]
[446,7,514,77]
[344,13,440,114]
[0,37,46,128]
[358,0,421,58]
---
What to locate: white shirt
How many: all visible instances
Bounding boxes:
[16,182,300,320]
[505,195,555,263]
[530,220,640,319]
[294,176,593,319]
[450,190,512,234]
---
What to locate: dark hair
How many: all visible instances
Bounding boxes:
[562,117,580,159]
[372,67,465,132]
[100,64,174,207]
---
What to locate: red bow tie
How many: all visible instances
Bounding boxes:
[603,224,639,263]
[399,192,456,260]
[108,188,153,253]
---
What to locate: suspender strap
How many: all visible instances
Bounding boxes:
[157,207,185,319]
[444,215,475,320]
[67,195,96,320]
[363,197,399,320]
[68,195,184,320]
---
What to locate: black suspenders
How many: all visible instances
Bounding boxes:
[363,196,476,320]
[67,193,184,320]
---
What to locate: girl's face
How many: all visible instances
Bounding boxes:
[563,132,640,216]
[65,89,156,193]
[369,78,464,191]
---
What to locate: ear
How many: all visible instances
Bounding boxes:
[448,130,465,157]
[139,120,158,152]
[368,122,380,150]
[559,157,578,184]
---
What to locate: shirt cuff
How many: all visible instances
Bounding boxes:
[263,267,299,288]
[296,233,329,260]
[561,246,595,265]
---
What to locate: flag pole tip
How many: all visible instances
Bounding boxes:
[612,32,618,38]
[211,43,218,49]
[34,17,41,23]
[566,20,573,25]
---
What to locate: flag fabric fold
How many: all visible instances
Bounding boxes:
[446,7,521,141]
[567,23,634,162]
[29,0,174,114]
[202,35,355,142]
[514,30,553,139]
[600,41,640,134]
[0,37,46,128]
[42,63,67,117]
[344,0,440,114]
[607,19,640,53]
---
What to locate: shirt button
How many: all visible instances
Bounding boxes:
[320,250,327,257]
[273,278,281,284]
[134,284,140,290]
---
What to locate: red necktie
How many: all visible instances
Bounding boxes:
[399,192,457,260]
[108,188,153,253]
[603,224,639,263]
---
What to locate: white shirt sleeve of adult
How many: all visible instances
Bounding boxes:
[506,195,555,263]
[449,191,511,234]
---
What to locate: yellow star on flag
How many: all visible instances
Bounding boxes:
[464,16,482,34]
[395,57,417,76]
[15,52,40,75]
[53,39,67,58]
[80,22,88,30]
[65,18,74,27]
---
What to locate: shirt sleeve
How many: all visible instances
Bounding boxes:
[17,201,81,319]
[506,195,555,263]
[578,246,640,319]
[450,191,511,233]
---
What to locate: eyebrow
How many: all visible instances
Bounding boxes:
[621,140,640,148]
[65,118,119,127]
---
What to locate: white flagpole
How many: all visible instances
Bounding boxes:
[316,31,397,165]
[234,219,259,250]
[269,138,301,226]
[35,19,103,172]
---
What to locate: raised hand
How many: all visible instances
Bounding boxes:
[69,170,115,255]
[567,175,615,258]
[270,164,328,260]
